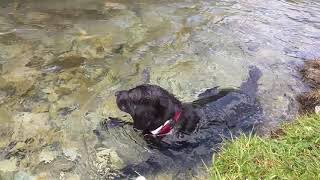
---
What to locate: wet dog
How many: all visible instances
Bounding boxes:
[115,84,200,136]
[114,65,263,141]
[115,84,236,138]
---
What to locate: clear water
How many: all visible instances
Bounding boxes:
[0,0,319,179]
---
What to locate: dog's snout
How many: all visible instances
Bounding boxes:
[115,90,127,97]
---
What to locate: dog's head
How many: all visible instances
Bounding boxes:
[115,90,133,114]
[115,90,159,130]
[115,84,185,133]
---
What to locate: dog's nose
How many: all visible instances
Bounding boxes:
[115,90,126,96]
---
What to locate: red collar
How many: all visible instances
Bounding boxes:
[149,111,182,137]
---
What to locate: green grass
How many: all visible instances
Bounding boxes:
[211,114,320,180]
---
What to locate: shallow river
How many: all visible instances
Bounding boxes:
[0,0,320,179]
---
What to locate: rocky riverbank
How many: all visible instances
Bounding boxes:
[298,59,320,114]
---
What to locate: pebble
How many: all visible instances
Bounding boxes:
[104,2,127,10]
[315,106,320,114]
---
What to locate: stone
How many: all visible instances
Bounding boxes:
[48,92,59,102]
[56,96,76,109]
[50,55,86,70]
[35,172,50,180]
[0,159,17,172]
[25,11,51,23]
[104,2,127,10]
[15,142,26,150]
[315,106,320,114]
[186,15,206,27]
[1,66,40,96]
[65,173,80,180]
[32,102,50,113]
[0,107,12,123]
[96,148,124,169]
[39,149,58,164]
[52,159,74,172]
[73,34,113,59]
[63,147,80,161]
[33,158,74,176]
[0,90,6,104]
[0,108,13,149]
[14,171,36,180]
[12,112,50,138]
[126,23,148,48]
[0,16,14,32]
[140,10,164,29]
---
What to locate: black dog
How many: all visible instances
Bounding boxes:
[115,84,235,138]
[115,84,182,133]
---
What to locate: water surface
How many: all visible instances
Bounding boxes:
[0,0,319,179]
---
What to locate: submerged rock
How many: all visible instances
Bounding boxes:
[91,148,121,179]
[33,158,75,177]
[24,11,52,24]
[12,112,50,138]
[185,15,206,28]
[0,158,17,172]
[31,102,50,113]
[48,55,86,70]
[0,16,14,32]
[1,66,39,96]
[14,171,36,180]
[62,147,80,162]
[315,106,320,114]
[104,2,127,10]
[51,159,75,172]
[72,32,113,59]
[0,108,13,148]
[39,149,58,164]
[96,148,124,169]
[62,173,80,180]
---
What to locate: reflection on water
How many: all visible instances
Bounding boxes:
[0,0,319,179]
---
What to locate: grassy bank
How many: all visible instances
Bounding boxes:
[211,114,320,179]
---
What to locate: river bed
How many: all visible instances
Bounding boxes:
[0,0,320,179]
